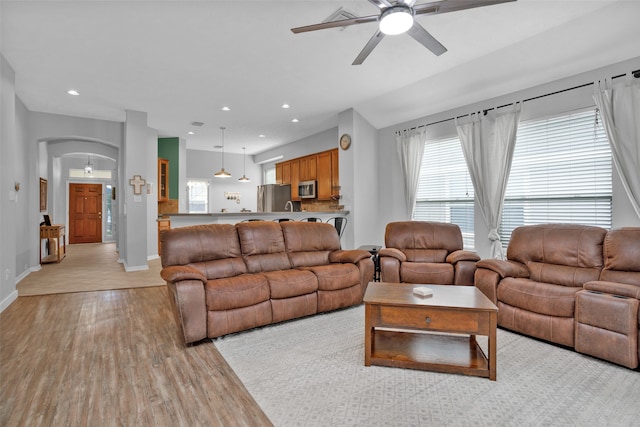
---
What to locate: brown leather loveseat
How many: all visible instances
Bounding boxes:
[475,224,640,369]
[160,221,374,344]
[379,221,480,286]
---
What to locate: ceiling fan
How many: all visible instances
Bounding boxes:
[291,0,516,65]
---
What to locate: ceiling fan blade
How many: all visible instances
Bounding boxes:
[414,0,516,17]
[368,0,393,8]
[291,15,378,34]
[352,30,386,65]
[406,22,447,56]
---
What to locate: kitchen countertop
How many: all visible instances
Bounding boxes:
[158,211,350,226]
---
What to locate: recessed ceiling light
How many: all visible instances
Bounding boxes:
[281,104,290,109]
[259,134,266,138]
[291,118,299,123]
[221,106,231,111]
[67,89,80,96]
[188,131,195,135]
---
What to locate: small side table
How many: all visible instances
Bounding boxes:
[358,245,382,282]
[40,225,66,264]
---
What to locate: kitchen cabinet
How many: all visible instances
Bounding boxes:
[291,160,300,201]
[331,149,339,198]
[317,150,333,200]
[158,158,169,201]
[300,155,317,181]
[276,161,292,185]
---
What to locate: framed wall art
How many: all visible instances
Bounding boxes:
[39,178,47,212]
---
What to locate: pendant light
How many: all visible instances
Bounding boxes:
[214,126,231,178]
[238,147,250,182]
[84,155,93,174]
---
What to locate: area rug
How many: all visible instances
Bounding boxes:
[214,305,640,426]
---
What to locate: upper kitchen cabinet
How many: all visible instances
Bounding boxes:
[291,159,300,200]
[276,161,291,185]
[158,158,169,202]
[299,154,317,181]
[317,149,339,200]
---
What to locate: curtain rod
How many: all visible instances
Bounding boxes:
[397,69,639,135]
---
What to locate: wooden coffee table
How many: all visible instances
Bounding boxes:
[363,282,498,380]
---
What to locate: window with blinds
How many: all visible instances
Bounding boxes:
[414,136,475,249]
[187,180,209,213]
[499,108,612,246]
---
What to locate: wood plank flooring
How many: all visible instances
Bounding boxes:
[18,243,164,296]
[1,286,272,426]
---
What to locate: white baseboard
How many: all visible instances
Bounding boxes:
[124,263,149,272]
[0,290,18,313]
[147,254,159,261]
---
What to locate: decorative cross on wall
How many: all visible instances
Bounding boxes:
[129,175,147,195]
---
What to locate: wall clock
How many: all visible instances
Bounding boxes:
[340,133,351,150]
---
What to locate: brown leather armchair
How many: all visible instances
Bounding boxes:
[378,221,480,286]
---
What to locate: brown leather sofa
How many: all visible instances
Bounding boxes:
[378,221,480,286]
[160,221,374,344]
[475,224,640,369]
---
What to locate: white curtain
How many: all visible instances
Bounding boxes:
[593,75,640,219]
[457,104,521,259]
[396,128,426,218]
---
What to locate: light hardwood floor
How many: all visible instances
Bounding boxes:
[1,247,271,426]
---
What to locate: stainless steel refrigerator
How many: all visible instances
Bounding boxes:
[257,184,291,212]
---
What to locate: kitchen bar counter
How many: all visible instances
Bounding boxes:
[159,211,350,228]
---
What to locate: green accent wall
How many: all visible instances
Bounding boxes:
[158,137,179,200]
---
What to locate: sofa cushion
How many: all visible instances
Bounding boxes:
[401,262,453,285]
[303,264,360,291]
[236,221,291,273]
[161,224,246,273]
[262,269,318,299]
[205,274,270,311]
[526,262,602,288]
[385,221,463,255]
[281,221,339,267]
[508,224,606,269]
[404,249,448,263]
[498,278,581,318]
[507,224,607,287]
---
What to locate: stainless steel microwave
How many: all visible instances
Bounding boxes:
[298,180,316,199]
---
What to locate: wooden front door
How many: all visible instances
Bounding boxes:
[69,183,103,244]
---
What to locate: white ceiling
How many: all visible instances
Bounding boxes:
[2,0,640,155]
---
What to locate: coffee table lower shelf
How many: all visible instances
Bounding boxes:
[369,329,490,378]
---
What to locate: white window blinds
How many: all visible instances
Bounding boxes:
[499,108,612,245]
[414,136,475,249]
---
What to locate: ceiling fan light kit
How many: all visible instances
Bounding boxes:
[291,0,516,65]
[379,5,414,35]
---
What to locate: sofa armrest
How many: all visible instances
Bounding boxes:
[161,265,207,284]
[476,259,530,279]
[378,247,406,262]
[329,249,372,264]
[584,281,640,299]
[165,280,207,345]
[446,250,480,264]
[475,259,529,304]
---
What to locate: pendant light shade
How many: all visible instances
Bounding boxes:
[84,155,93,174]
[238,147,250,182]
[214,127,231,178]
